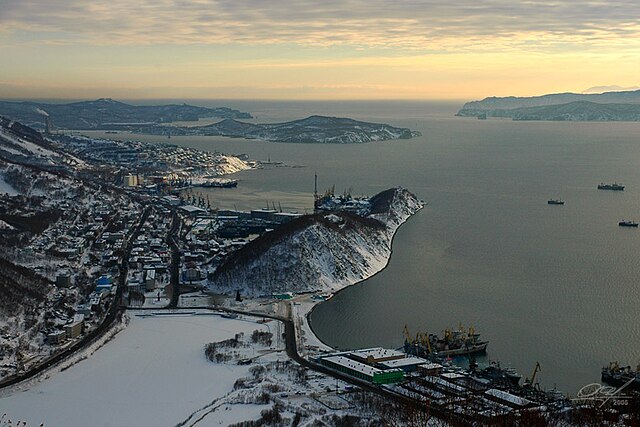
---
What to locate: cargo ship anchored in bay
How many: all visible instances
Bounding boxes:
[598,182,625,191]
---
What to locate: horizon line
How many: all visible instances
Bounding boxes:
[0,96,470,103]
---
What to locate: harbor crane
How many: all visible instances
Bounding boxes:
[403,324,412,343]
[403,325,432,354]
[524,361,542,389]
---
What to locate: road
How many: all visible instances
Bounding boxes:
[167,209,181,308]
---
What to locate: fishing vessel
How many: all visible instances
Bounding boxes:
[598,182,625,191]
[618,220,638,227]
[601,362,640,390]
[403,324,488,357]
[475,361,522,387]
[547,199,564,205]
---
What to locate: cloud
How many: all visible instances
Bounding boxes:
[2,0,640,52]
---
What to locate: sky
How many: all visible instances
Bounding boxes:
[1,0,639,100]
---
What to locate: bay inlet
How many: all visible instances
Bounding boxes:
[87,100,640,393]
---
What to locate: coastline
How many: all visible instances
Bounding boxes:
[301,200,425,354]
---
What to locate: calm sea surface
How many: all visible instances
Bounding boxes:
[88,100,640,393]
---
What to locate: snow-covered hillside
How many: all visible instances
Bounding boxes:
[0,116,85,169]
[210,188,423,296]
[211,153,251,175]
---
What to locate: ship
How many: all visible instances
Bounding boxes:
[601,362,640,390]
[201,179,238,188]
[403,324,488,358]
[598,182,625,191]
[618,220,638,227]
[547,199,564,205]
[474,361,522,387]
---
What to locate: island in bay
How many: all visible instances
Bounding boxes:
[0,99,421,144]
[135,115,422,143]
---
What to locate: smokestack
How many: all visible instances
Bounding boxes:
[35,108,52,135]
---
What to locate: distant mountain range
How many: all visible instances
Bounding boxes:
[457,89,640,121]
[0,98,252,130]
[136,115,422,143]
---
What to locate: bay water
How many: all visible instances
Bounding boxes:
[92,100,640,393]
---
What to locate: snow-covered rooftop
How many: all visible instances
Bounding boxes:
[378,356,428,369]
[350,347,405,362]
[322,355,382,377]
[418,362,443,370]
[485,388,532,407]
[179,205,206,214]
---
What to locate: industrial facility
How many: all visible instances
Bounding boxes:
[316,347,428,385]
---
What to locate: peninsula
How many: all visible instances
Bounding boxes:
[0,98,252,131]
[457,89,640,121]
[210,187,423,295]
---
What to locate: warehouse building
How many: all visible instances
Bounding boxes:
[319,355,404,385]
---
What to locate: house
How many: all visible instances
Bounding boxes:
[47,330,67,345]
[56,273,72,287]
[144,269,156,291]
[65,320,84,339]
[127,280,144,294]
[95,274,114,293]
[76,304,92,317]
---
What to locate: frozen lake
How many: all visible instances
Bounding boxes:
[0,312,271,427]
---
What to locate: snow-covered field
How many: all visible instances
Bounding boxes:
[0,312,273,427]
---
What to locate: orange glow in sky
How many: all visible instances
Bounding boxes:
[1,0,639,100]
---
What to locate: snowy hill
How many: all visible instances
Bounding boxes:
[138,115,422,143]
[209,188,423,296]
[0,117,58,162]
[0,116,84,169]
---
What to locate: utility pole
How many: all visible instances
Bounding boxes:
[314,172,318,213]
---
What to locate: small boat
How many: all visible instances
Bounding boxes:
[598,182,624,191]
[547,199,564,205]
[618,220,638,227]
